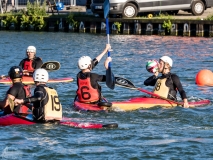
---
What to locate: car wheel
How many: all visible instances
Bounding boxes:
[191,0,205,16]
[122,3,138,18]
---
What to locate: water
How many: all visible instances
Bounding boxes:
[0,31,213,159]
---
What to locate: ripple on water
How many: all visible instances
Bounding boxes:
[0,32,213,158]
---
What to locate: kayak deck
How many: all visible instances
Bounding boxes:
[0,114,118,129]
[73,97,211,112]
[0,76,74,84]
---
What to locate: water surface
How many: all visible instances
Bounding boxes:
[0,31,213,159]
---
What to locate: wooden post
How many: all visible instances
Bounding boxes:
[196,24,203,37]
[48,21,55,32]
[209,25,213,37]
[90,22,97,34]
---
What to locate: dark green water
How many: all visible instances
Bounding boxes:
[0,31,213,159]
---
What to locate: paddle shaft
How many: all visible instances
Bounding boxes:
[105,18,115,89]
[106,18,111,66]
[0,61,60,79]
[137,88,183,106]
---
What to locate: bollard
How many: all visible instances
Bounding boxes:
[170,23,178,36]
[79,21,85,33]
[101,22,106,34]
[58,18,64,32]
[158,24,165,36]
[111,23,118,34]
[123,23,130,34]
[134,22,141,35]
[146,23,153,35]
[183,23,190,36]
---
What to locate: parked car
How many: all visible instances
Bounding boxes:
[91,0,213,18]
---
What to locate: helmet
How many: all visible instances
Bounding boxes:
[33,68,49,82]
[8,66,23,79]
[160,56,173,67]
[78,56,92,69]
[146,60,159,73]
[26,46,36,53]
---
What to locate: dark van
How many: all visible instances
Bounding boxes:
[91,0,213,18]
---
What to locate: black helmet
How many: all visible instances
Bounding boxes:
[8,66,23,79]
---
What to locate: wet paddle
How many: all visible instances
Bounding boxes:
[114,77,184,106]
[0,61,60,79]
[104,0,115,90]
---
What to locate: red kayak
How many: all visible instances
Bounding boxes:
[0,76,74,85]
[73,97,211,112]
[0,114,118,129]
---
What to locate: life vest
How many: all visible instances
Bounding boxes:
[153,78,170,98]
[41,87,62,121]
[23,59,34,71]
[76,77,99,103]
[18,85,31,113]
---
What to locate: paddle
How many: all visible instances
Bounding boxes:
[104,0,115,90]
[114,76,184,106]
[0,61,60,79]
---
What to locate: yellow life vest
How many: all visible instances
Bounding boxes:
[153,78,169,98]
[43,87,62,121]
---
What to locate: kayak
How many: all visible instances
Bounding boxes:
[0,76,74,85]
[73,97,211,112]
[0,113,118,129]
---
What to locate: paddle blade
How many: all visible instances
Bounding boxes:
[41,61,60,71]
[106,67,115,89]
[103,0,110,19]
[115,77,136,89]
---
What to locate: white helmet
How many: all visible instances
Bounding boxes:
[27,46,36,53]
[78,56,92,69]
[33,68,49,82]
[160,56,173,67]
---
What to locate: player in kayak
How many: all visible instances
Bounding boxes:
[0,66,31,115]
[19,46,43,76]
[76,44,112,104]
[144,56,189,108]
[14,68,62,122]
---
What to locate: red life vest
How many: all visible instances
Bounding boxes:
[76,77,99,103]
[18,85,31,113]
[23,59,34,71]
